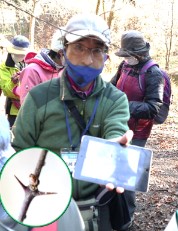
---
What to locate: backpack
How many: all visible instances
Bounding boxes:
[139,60,172,124]
[76,188,131,231]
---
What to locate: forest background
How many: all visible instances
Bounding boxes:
[0,1,178,230]
[1,0,178,80]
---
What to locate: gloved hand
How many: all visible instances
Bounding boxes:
[11,72,21,84]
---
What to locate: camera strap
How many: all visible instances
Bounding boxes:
[64,98,99,136]
[64,100,88,133]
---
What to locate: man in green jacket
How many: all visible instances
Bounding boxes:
[12,14,133,231]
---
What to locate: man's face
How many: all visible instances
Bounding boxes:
[65,37,107,69]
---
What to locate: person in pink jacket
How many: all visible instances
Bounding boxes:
[13,29,64,105]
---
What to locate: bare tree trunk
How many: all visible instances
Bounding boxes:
[165,0,174,71]
[29,0,40,49]
[95,0,116,27]
[102,0,106,20]
[96,0,100,15]
[108,0,117,28]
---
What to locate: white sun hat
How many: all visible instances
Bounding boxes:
[6,35,30,55]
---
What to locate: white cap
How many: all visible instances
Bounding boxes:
[50,28,65,52]
[65,14,111,47]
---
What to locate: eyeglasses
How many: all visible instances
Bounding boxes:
[68,43,107,58]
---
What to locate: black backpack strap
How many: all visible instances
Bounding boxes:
[64,100,90,134]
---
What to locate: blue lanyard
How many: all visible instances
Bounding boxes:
[63,98,99,149]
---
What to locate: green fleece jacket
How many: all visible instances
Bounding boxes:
[12,69,130,199]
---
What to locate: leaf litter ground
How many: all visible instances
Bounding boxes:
[129,94,178,231]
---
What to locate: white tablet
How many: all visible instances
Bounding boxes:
[73,135,153,192]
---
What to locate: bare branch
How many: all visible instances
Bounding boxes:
[34,149,47,178]
[14,150,57,223]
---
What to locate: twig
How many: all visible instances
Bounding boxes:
[34,149,47,179]
[15,149,57,223]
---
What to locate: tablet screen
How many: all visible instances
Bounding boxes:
[73,136,153,192]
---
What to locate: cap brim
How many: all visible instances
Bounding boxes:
[65,30,110,47]
[115,49,131,57]
[6,46,29,55]
[115,46,150,57]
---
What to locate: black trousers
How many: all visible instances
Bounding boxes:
[7,114,16,128]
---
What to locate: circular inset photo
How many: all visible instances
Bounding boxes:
[0,147,72,227]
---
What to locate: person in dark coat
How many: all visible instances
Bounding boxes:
[111,30,164,227]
